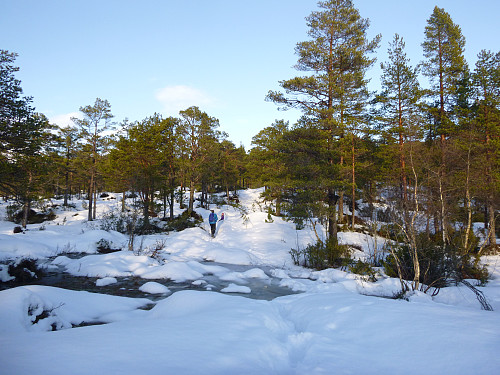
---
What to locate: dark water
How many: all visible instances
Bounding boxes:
[32,259,299,302]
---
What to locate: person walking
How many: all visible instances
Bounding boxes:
[208,210,218,237]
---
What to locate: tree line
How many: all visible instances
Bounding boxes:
[0,77,247,229]
[1,0,498,264]
[261,1,499,258]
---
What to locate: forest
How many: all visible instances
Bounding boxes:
[1,1,499,295]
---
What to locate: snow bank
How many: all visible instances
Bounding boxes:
[1,288,499,375]
[52,251,159,277]
[0,285,151,333]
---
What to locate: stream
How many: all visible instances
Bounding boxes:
[31,258,301,302]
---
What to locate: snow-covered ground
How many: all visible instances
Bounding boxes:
[1,189,499,374]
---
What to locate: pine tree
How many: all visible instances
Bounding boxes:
[217,139,239,204]
[280,122,334,238]
[54,126,80,206]
[0,50,51,227]
[104,132,133,212]
[472,50,500,248]
[266,0,380,243]
[177,106,221,213]
[378,34,423,206]
[248,120,290,216]
[158,116,180,220]
[72,98,114,221]
[421,6,467,244]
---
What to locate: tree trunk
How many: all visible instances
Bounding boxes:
[409,147,421,291]
[163,191,167,219]
[398,98,407,205]
[63,165,69,207]
[485,131,496,248]
[22,199,30,229]
[487,200,496,247]
[143,191,150,230]
[88,181,93,221]
[464,146,473,252]
[351,138,356,230]
[93,183,97,220]
[438,175,447,247]
[200,182,205,209]
[169,190,175,220]
[327,189,338,246]
[188,180,195,213]
[179,183,185,209]
[339,178,344,224]
[276,193,281,217]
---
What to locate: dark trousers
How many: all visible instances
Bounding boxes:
[210,223,216,237]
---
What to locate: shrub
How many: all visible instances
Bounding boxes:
[383,239,450,289]
[349,260,378,282]
[6,203,21,221]
[134,218,164,235]
[291,239,351,270]
[458,256,489,286]
[265,207,274,223]
[96,239,121,254]
[164,210,203,232]
[100,209,127,233]
[382,233,490,290]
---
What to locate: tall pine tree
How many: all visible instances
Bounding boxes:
[0,50,51,227]
[267,0,380,243]
[72,98,114,221]
[421,6,467,244]
[378,34,423,206]
[472,50,500,248]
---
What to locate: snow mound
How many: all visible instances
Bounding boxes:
[96,277,117,286]
[139,282,170,295]
[221,283,252,293]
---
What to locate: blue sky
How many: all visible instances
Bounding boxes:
[2,0,499,149]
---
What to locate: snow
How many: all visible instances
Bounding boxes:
[139,281,170,295]
[0,285,151,333]
[95,277,117,286]
[0,263,14,282]
[0,189,499,374]
[221,283,252,293]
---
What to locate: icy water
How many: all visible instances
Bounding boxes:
[32,259,300,302]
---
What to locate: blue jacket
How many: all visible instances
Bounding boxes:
[209,212,218,224]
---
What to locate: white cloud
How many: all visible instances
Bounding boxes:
[155,85,214,114]
[49,112,81,127]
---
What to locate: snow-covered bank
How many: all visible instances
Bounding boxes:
[1,287,499,375]
[1,188,500,374]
